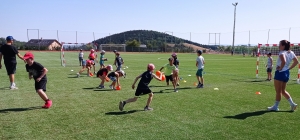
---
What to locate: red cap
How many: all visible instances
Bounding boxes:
[147,63,155,71]
[23,52,34,60]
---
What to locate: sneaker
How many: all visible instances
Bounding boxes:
[291,103,297,112]
[176,83,180,86]
[119,101,125,111]
[267,106,279,111]
[98,85,104,89]
[109,85,115,90]
[174,89,178,92]
[42,100,52,109]
[10,86,18,90]
[77,73,80,78]
[144,106,153,111]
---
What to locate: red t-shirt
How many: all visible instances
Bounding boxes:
[89,53,95,60]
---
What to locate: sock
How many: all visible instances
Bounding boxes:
[123,101,126,105]
[198,81,201,85]
[13,82,15,86]
[274,101,280,108]
[287,98,295,106]
[145,105,148,108]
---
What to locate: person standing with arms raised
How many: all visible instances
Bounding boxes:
[0,36,24,89]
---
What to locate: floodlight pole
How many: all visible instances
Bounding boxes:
[232,2,238,54]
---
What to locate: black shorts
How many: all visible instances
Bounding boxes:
[267,68,272,72]
[135,88,152,96]
[79,57,83,61]
[166,75,173,82]
[4,62,16,75]
[35,79,47,91]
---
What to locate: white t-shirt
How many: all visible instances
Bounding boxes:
[79,52,84,58]
[283,51,296,71]
[196,56,204,69]
[276,51,296,72]
[267,57,273,68]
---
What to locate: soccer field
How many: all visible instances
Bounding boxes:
[1,52,299,140]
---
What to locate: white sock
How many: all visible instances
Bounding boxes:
[274,101,280,108]
[287,98,295,106]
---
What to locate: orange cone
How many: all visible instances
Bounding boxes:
[194,82,197,86]
[256,92,261,95]
[116,85,121,90]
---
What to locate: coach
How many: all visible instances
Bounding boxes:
[0,36,24,89]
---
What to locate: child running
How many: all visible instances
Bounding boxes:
[196,50,205,88]
[159,57,178,92]
[97,65,113,89]
[171,53,180,86]
[23,52,52,109]
[266,52,273,81]
[76,60,93,77]
[114,52,124,71]
[99,50,108,69]
[88,49,97,74]
[107,70,126,90]
[119,64,163,111]
[78,49,84,66]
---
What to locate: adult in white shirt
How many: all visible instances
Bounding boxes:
[268,40,299,111]
[78,49,84,66]
[196,50,205,88]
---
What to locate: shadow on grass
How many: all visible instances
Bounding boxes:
[164,87,193,90]
[105,110,143,115]
[223,110,293,120]
[94,89,114,91]
[231,78,268,83]
[0,106,42,113]
[153,91,173,94]
[149,85,166,87]
[0,87,9,90]
[67,76,78,78]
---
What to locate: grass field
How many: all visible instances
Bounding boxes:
[1,51,300,140]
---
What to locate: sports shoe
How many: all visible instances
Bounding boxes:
[174,89,178,92]
[77,73,80,78]
[267,106,279,111]
[144,106,153,111]
[291,103,297,112]
[10,86,18,90]
[119,101,125,111]
[98,85,104,89]
[176,83,180,86]
[42,100,52,109]
[109,85,115,90]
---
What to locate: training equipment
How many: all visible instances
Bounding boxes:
[161,74,165,81]
[89,73,94,77]
[214,88,219,90]
[256,43,300,83]
[183,80,187,83]
[105,77,110,82]
[156,71,161,76]
[116,85,121,90]
[71,70,73,71]
[188,75,191,76]
[256,91,261,95]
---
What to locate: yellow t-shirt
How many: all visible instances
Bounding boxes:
[163,64,176,75]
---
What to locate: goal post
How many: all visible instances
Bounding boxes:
[60,42,97,67]
[255,43,300,84]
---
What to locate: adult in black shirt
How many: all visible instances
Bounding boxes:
[0,36,24,89]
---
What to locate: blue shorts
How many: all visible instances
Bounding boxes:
[109,76,117,82]
[274,70,289,83]
[116,65,122,71]
[82,60,86,66]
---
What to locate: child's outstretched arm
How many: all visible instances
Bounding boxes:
[152,72,163,81]
[159,67,164,71]
[132,74,142,89]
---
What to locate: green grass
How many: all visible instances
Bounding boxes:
[1,52,300,140]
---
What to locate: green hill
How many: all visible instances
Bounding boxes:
[94,30,213,50]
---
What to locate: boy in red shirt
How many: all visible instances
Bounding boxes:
[77,60,93,77]
[97,65,113,89]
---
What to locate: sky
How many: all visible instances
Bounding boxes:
[1,0,300,45]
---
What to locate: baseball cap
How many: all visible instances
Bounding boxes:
[107,65,113,71]
[197,50,202,54]
[23,52,34,60]
[119,70,126,78]
[147,63,155,71]
[6,36,14,41]
[90,49,95,53]
[171,53,177,57]
[101,50,105,53]
[268,52,271,55]
[113,50,117,53]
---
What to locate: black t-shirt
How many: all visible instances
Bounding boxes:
[115,56,123,66]
[173,58,179,67]
[26,62,47,80]
[137,71,153,89]
[107,72,116,77]
[97,68,108,77]
[0,44,19,63]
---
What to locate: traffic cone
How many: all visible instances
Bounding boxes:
[256,91,261,95]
